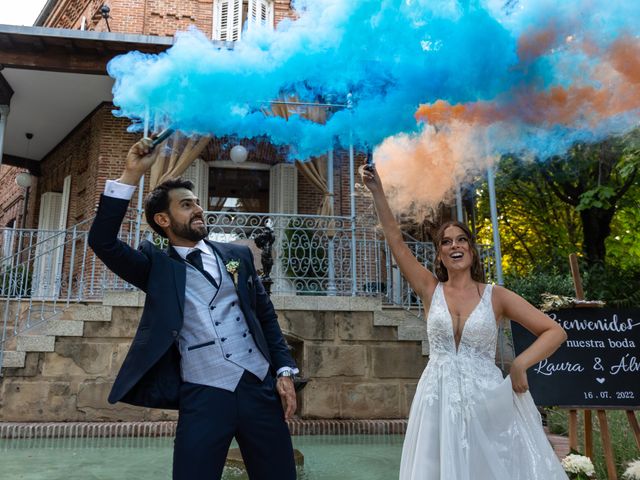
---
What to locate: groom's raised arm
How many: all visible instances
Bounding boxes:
[88,139,156,291]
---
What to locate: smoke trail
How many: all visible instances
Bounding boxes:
[108,0,640,209]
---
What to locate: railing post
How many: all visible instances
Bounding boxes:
[347,93,357,296]
[327,148,337,296]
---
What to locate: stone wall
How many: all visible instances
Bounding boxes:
[0,295,426,422]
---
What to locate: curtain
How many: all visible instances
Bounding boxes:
[148,132,211,190]
[264,95,333,217]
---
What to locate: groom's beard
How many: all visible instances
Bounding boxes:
[170,214,208,242]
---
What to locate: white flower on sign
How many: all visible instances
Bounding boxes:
[623,459,640,480]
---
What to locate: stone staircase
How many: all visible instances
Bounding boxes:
[1,291,143,370]
[374,306,429,356]
[1,293,427,372]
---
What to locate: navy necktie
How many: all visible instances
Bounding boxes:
[186,249,218,288]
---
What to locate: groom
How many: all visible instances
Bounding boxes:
[89,138,298,479]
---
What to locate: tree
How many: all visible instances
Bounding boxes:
[474,130,639,274]
[538,131,639,265]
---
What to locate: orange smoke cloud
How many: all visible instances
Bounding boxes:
[517,24,562,63]
[415,35,640,130]
[374,123,494,213]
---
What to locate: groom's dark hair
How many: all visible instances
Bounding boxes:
[144,177,195,238]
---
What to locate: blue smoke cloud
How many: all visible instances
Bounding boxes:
[108,0,640,161]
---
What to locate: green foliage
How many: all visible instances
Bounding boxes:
[577,186,616,211]
[475,155,582,275]
[475,130,640,272]
[504,264,640,309]
[504,270,576,308]
[582,265,640,308]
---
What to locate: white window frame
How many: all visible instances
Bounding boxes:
[213,0,274,41]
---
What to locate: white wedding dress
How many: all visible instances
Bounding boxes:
[399,283,569,480]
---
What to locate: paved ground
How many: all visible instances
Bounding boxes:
[546,428,571,459]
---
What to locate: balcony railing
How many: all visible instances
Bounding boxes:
[1,211,495,369]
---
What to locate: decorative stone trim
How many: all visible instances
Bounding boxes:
[0,419,407,439]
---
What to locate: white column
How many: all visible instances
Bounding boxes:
[0,105,10,167]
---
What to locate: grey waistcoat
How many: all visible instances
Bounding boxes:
[177,253,269,392]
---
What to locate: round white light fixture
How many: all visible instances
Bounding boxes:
[15,172,33,188]
[230,145,248,163]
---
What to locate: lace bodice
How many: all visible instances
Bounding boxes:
[427,282,497,360]
[420,283,502,413]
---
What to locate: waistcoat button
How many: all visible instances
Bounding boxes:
[226,353,232,358]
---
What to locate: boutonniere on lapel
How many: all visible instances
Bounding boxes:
[225,259,240,286]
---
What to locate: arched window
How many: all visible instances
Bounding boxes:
[213,0,274,42]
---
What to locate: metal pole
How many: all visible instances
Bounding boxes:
[487,166,504,285]
[347,94,357,296]
[455,183,464,222]
[135,108,150,249]
[327,147,337,295]
[0,105,9,167]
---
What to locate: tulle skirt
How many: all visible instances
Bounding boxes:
[399,368,569,480]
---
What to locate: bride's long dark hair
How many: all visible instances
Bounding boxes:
[434,221,485,283]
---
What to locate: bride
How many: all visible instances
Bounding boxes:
[361,164,569,480]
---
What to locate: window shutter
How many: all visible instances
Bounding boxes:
[32,192,64,299]
[181,159,210,210]
[214,0,242,41]
[248,0,274,29]
[269,163,297,214]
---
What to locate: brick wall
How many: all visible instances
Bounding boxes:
[42,0,295,37]
[0,166,38,230]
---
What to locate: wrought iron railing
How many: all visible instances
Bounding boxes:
[0,210,496,370]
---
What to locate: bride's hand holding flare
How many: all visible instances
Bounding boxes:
[360,163,438,303]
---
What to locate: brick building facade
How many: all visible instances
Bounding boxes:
[1,0,370,236]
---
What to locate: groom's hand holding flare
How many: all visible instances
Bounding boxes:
[117,137,156,186]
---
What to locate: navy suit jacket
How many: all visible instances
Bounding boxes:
[88,194,296,409]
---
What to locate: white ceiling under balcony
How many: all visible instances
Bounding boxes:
[3,67,114,161]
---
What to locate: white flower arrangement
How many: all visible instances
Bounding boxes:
[561,454,595,479]
[623,459,640,480]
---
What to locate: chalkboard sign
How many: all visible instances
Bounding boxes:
[512,308,640,408]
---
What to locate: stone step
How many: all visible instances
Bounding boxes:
[374,309,422,327]
[16,335,56,352]
[55,304,112,322]
[43,320,84,337]
[102,290,146,307]
[1,350,26,368]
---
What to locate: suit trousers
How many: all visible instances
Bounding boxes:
[173,371,296,480]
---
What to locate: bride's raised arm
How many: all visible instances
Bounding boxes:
[361,165,438,302]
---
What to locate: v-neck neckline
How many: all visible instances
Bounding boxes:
[439,282,488,353]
